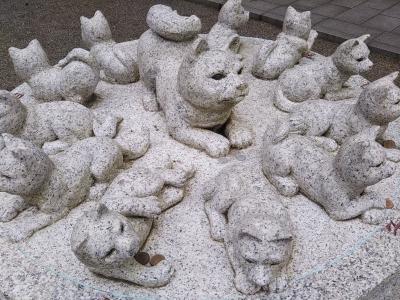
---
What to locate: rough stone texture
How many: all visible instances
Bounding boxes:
[81,11,140,84]
[252,6,318,80]
[274,35,373,111]
[9,39,99,104]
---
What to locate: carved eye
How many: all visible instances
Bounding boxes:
[212,73,226,80]
[356,57,365,62]
[238,67,243,75]
[119,223,125,234]
[103,248,117,259]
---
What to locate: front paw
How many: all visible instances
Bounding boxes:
[146,260,175,287]
[234,272,260,295]
[267,276,288,293]
[0,193,27,222]
[167,161,195,187]
[227,126,253,149]
[205,136,230,158]
[141,196,162,218]
[361,209,386,225]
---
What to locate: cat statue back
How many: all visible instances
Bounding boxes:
[81,11,139,84]
[252,6,317,80]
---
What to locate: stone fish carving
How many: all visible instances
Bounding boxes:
[204,164,293,295]
[138,5,253,157]
[281,72,400,161]
[81,10,140,84]
[0,90,123,155]
[0,134,147,242]
[262,127,396,222]
[252,6,318,80]
[274,35,373,112]
[71,162,194,287]
[207,0,249,52]
[9,39,99,104]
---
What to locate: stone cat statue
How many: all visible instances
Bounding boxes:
[281,72,400,159]
[274,35,373,112]
[9,39,99,104]
[252,6,318,80]
[207,0,249,52]
[81,10,139,84]
[138,5,253,157]
[262,127,395,222]
[204,164,293,295]
[71,162,194,287]
[0,134,146,242]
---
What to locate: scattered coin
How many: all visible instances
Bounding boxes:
[383,140,396,149]
[134,252,150,265]
[386,198,394,209]
[150,254,165,266]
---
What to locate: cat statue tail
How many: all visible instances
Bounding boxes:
[56,48,99,72]
[273,87,298,113]
[146,5,202,42]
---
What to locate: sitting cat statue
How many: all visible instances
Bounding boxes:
[0,134,146,242]
[81,10,139,84]
[280,72,400,162]
[138,5,253,157]
[274,35,373,112]
[207,0,249,52]
[204,163,293,295]
[9,39,99,104]
[262,126,396,222]
[252,6,318,80]
[71,161,194,287]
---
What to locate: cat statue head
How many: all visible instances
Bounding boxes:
[335,127,395,189]
[178,37,248,111]
[332,35,373,75]
[0,134,53,196]
[357,72,400,125]
[231,200,293,294]
[71,203,141,269]
[81,10,113,48]
[283,6,311,40]
[0,91,26,135]
[218,0,249,29]
[9,39,51,81]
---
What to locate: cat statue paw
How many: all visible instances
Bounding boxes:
[262,126,395,221]
[207,0,249,52]
[252,6,318,80]
[9,39,99,104]
[81,11,139,84]
[204,163,293,295]
[274,35,373,112]
[138,7,253,157]
[71,160,194,287]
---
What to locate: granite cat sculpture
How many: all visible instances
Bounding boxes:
[138,5,253,157]
[0,134,147,242]
[262,127,396,222]
[281,72,400,158]
[274,35,373,112]
[204,164,293,295]
[71,162,194,287]
[81,10,139,84]
[9,39,99,104]
[207,0,249,52]
[252,6,318,80]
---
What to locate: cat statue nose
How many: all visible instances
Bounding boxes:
[237,82,248,92]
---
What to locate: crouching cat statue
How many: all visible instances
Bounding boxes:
[0,134,146,242]
[262,127,396,222]
[71,162,194,287]
[80,10,139,84]
[280,72,400,161]
[252,6,318,80]
[274,35,373,112]
[207,0,249,52]
[9,39,99,104]
[204,164,293,295]
[138,5,253,157]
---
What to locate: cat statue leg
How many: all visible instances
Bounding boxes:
[225,111,254,149]
[0,193,28,222]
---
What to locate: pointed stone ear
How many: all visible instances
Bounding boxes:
[286,6,296,17]
[385,71,399,82]
[191,38,209,57]
[358,34,370,42]
[29,39,41,47]
[304,11,311,18]
[224,35,241,52]
[8,47,19,58]
[80,16,89,25]
[94,10,105,20]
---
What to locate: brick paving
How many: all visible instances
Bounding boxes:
[188,0,400,56]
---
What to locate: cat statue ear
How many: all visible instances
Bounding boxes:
[81,10,112,47]
[352,34,370,47]
[189,38,209,61]
[223,35,241,53]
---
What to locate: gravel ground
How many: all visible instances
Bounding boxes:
[0,0,399,90]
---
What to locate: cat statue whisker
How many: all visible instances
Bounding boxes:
[9,39,99,104]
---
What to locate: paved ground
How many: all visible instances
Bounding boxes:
[0,0,398,90]
[196,0,400,56]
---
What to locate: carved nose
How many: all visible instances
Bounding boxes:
[237,82,248,91]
